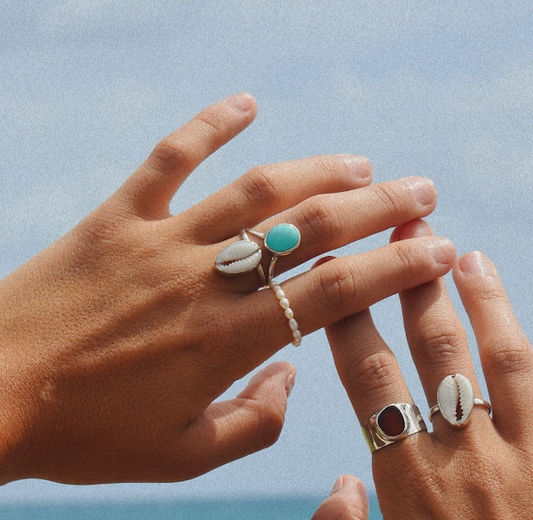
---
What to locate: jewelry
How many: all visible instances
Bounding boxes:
[269,279,302,347]
[428,374,491,428]
[215,224,302,346]
[215,224,301,287]
[215,230,266,286]
[363,403,427,453]
[247,223,301,283]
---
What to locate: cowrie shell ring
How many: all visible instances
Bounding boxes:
[215,224,302,346]
[429,374,492,428]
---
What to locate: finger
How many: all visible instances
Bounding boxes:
[391,220,480,411]
[204,177,439,295]
[264,177,438,277]
[327,309,412,425]
[218,235,456,382]
[453,252,533,439]
[177,362,295,480]
[179,154,373,243]
[312,475,369,520]
[116,93,258,219]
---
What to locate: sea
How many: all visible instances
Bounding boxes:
[0,496,383,519]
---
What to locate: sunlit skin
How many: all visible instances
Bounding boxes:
[0,94,455,487]
[322,219,533,519]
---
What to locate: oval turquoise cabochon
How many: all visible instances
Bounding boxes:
[265,224,301,255]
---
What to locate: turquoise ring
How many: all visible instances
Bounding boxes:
[215,224,303,346]
[246,224,301,284]
[215,223,301,287]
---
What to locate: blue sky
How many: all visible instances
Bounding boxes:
[1,0,533,504]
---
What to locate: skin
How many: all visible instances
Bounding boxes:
[0,93,456,486]
[323,219,533,519]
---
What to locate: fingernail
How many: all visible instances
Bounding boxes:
[311,256,336,269]
[406,177,436,207]
[408,220,434,238]
[427,237,456,265]
[224,92,255,113]
[285,370,296,397]
[458,251,496,277]
[341,155,372,179]
[331,475,345,494]
[391,219,433,242]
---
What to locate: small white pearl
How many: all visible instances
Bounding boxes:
[279,298,290,310]
[288,318,299,331]
[275,288,285,299]
[284,308,294,319]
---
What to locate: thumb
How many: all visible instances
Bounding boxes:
[178,362,296,479]
[312,475,369,520]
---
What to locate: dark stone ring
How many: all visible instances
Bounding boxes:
[362,403,427,453]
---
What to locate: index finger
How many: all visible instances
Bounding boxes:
[115,93,258,218]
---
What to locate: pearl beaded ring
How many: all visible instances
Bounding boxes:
[269,279,302,347]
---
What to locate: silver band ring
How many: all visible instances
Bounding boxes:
[428,374,491,428]
[363,403,427,453]
[428,399,492,425]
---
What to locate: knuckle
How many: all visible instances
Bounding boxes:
[150,137,195,174]
[237,165,280,208]
[311,154,344,177]
[194,108,226,135]
[485,343,533,376]
[416,326,463,362]
[347,350,397,393]
[247,398,285,450]
[372,183,405,215]
[470,285,507,307]
[298,196,343,248]
[316,260,357,311]
[391,241,418,273]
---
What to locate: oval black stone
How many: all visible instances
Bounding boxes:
[377,405,405,437]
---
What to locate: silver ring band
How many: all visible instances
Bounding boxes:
[429,398,492,424]
[363,403,427,453]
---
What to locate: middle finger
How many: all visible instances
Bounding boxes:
[206,176,438,294]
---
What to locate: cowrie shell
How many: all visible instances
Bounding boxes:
[215,240,262,275]
[436,373,475,428]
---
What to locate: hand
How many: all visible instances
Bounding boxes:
[0,94,455,485]
[327,219,533,519]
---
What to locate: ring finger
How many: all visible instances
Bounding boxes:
[391,220,489,436]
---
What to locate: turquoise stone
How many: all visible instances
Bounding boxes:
[265,224,301,255]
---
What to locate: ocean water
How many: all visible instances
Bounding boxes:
[0,496,383,519]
